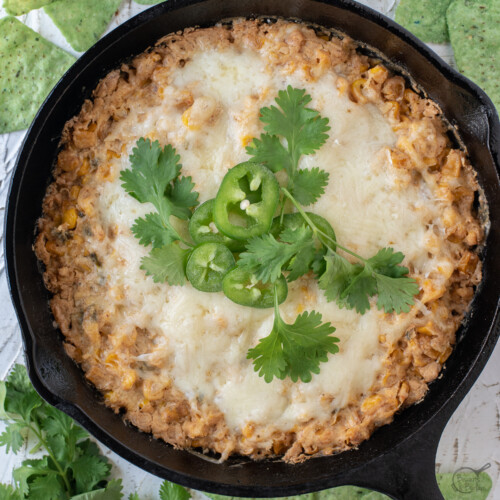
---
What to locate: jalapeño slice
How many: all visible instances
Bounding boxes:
[186,242,235,293]
[189,199,246,252]
[214,162,279,240]
[223,268,288,308]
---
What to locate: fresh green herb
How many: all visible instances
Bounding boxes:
[282,188,419,315]
[0,366,193,500]
[247,287,339,383]
[159,481,191,500]
[121,87,419,384]
[120,138,199,247]
[120,138,200,283]
[238,225,316,283]
[140,243,191,285]
[246,85,330,205]
[0,365,111,498]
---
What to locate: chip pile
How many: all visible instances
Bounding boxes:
[44,0,122,52]
[395,0,499,111]
[0,16,75,133]
[395,0,451,44]
[0,0,166,133]
[447,0,499,112]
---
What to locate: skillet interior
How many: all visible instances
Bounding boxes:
[4,0,500,497]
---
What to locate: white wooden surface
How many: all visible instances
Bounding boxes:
[0,1,499,498]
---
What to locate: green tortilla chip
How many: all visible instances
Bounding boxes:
[395,0,451,44]
[0,17,76,134]
[3,0,54,16]
[44,0,122,52]
[447,0,500,112]
[205,472,492,500]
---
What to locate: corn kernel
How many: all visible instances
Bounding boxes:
[442,150,462,177]
[417,322,435,336]
[242,423,255,438]
[106,149,121,160]
[336,77,348,95]
[439,346,453,364]
[105,353,118,366]
[421,279,445,304]
[62,207,78,229]
[361,395,382,412]
[351,78,367,103]
[138,398,149,410]
[46,240,65,256]
[387,101,400,121]
[121,370,137,390]
[77,158,90,176]
[240,135,253,147]
[70,185,81,200]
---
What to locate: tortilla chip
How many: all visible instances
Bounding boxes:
[395,0,451,44]
[3,0,54,16]
[0,17,76,134]
[44,0,122,52]
[205,472,492,500]
[447,0,500,111]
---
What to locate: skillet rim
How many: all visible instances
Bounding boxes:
[4,0,500,496]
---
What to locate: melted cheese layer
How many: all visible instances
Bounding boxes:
[94,44,437,433]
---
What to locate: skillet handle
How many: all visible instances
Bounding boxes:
[344,411,448,500]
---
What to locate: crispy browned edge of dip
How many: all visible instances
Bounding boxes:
[33,18,484,463]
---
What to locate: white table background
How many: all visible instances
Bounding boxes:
[0,1,499,498]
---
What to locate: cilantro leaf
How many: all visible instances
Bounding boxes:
[128,494,141,500]
[70,454,110,494]
[318,251,362,303]
[28,474,65,500]
[0,483,23,500]
[341,266,378,314]
[247,290,339,383]
[132,213,179,249]
[120,138,181,208]
[70,479,124,500]
[367,247,410,278]
[13,457,53,496]
[238,225,315,283]
[286,243,317,282]
[166,176,199,220]
[0,422,25,454]
[318,251,376,314]
[246,327,287,383]
[259,86,330,171]
[375,274,420,314]
[290,167,329,206]
[140,243,190,285]
[120,138,199,248]
[245,134,291,173]
[6,365,32,394]
[319,248,418,314]
[159,481,191,500]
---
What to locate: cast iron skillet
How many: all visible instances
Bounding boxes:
[4,0,500,499]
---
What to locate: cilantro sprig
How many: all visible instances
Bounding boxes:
[246,86,330,205]
[120,138,199,284]
[281,188,419,315]
[120,87,419,385]
[247,287,339,383]
[0,365,113,498]
[0,365,192,499]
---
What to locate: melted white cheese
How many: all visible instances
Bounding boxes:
[94,43,435,433]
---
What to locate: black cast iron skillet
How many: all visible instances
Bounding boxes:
[4,1,500,499]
